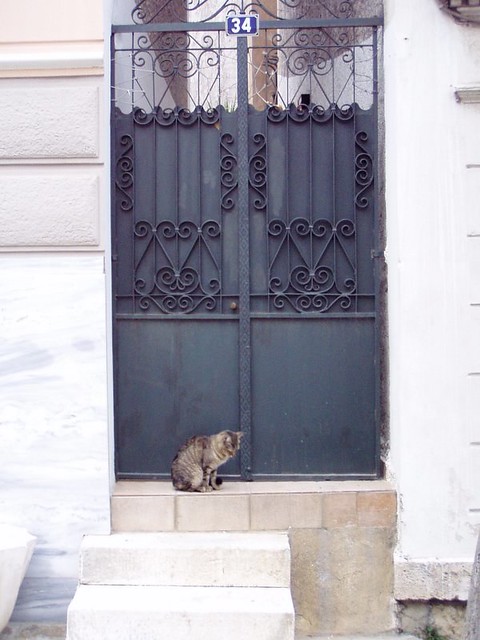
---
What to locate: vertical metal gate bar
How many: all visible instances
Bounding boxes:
[332,94,337,298]
[237,36,252,480]
[197,118,202,284]
[130,32,136,314]
[353,35,358,314]
[373,24,382,473]
[307,107,317,276]
[175,118,179,281]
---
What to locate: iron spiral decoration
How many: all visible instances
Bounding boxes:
[129,0,363,24]
[221,132,238,211]
[133,219,222,314]
[113,0,379,316]
[267,217,357,313]
[115,134,134,212]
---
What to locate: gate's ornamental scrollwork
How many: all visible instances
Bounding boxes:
[130,0,363,24]
[134,218,222,314]
[112,0,380,316]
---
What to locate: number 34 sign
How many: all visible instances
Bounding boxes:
[225,13,259,36]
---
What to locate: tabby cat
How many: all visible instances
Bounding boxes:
[171,430,243,492]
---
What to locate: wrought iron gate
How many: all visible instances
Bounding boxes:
[111,0,384,479]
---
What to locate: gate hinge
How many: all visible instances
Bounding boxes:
[371,249,385,259]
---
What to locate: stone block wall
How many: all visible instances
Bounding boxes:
[0,78,104,251]
[112,480,397,637]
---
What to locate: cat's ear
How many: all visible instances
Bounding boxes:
[237,431,244,441]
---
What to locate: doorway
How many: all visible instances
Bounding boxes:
[111,0,384,479]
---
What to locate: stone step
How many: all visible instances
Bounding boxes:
[66,584,295,640]
[79,531,291,588]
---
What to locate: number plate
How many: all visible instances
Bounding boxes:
[225,14,259,37]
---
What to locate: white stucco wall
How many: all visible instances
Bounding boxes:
[0,254,110,566]
[384,0,480,594]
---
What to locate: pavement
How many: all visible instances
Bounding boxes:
[0,624,65,639]
[0,624,422,640]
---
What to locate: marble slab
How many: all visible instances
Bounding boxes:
[0,254,111,620]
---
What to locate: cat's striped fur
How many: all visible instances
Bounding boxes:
[171,430,243,492]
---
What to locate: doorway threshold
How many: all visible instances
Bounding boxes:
[111,479,395,532]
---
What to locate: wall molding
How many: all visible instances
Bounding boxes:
[0,49,103,77]
[395,560,472,601]
[455,85,480,103]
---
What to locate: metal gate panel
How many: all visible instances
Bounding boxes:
[113,106,243,477]
[251,317,376,478]
[115,320,241,477]
[247,106,376,315]
[114,108,238,316]
[111,0,384,480]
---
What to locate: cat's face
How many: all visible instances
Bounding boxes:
[218,430,243,456]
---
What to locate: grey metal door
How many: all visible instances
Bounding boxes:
[111,0,384,479]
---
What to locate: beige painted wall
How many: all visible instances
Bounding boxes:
[0,0,104,76]
[0,1,105,250]
[0,0,103,44]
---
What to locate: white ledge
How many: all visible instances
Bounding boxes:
[0,49,104,72]
[395,559,472,601]
[0,526,36,632]
[455,85,480,103]
[454,7,480,20]
[446,2,480,22]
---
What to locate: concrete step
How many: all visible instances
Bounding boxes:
[79,531,291,587]
[67,532,295,640]
[2,625,421,640]
[66,584,295,640]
